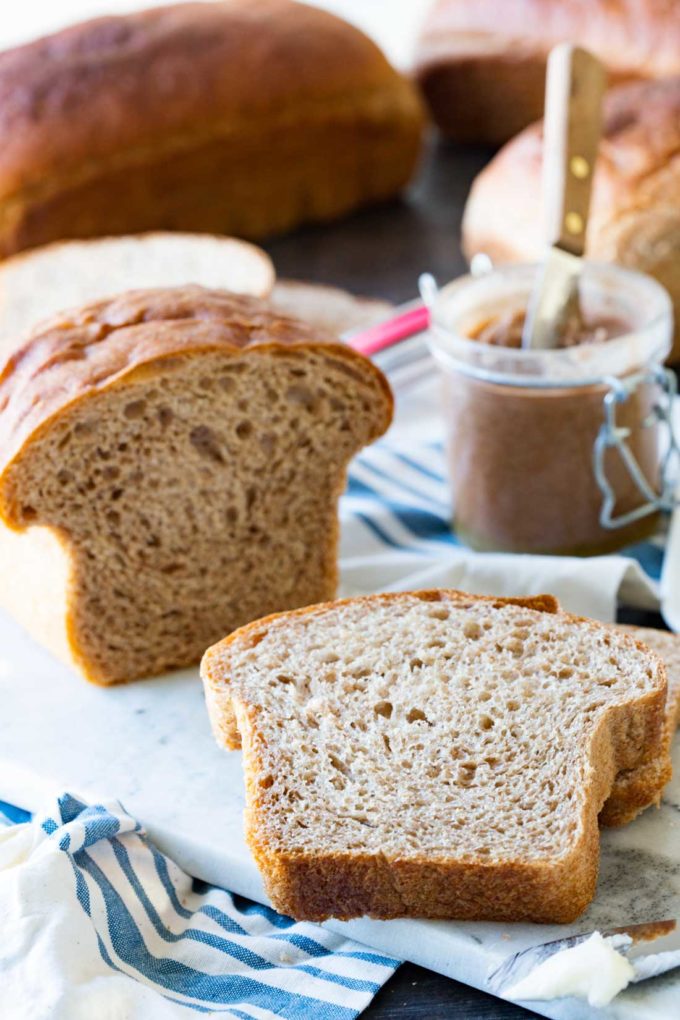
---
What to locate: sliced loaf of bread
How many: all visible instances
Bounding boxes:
[201,590,667,924]
[0,286,392,684]
[600,625,680,826]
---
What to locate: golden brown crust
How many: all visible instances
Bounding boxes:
[0,1,423,252]
[201,589,667,922]
[600,625,680,825]
[0,285,394,520]
[414,0,680,143]
[250,831,599,924]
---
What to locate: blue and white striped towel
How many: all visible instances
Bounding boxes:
[0,794,399,1019]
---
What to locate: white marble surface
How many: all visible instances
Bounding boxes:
[1,602,679,1020]
[1,365,678,1020]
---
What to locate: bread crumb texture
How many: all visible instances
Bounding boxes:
[202,591,667,923]
[0,286,392,683]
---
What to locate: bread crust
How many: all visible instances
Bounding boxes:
[601,625,680,826]
[0,286,393,683]
[415,0,680,144]
[202,589,668,923]
[462,76,680,359]
[0,285,393,523]
[0,1,423,252]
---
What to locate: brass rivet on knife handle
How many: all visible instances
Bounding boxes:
[543,44,606,257]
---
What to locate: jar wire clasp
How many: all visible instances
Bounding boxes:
[594,366,680,530]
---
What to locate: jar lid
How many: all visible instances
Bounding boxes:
[427,262,673,389]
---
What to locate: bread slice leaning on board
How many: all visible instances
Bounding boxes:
[201,590,668,924]
[0,233,275,363]
[0,286,392,684]
[602,625,680,826]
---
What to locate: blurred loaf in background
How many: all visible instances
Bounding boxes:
[0,0,424,257]
[414,0,680,144]
[462,76,680,359]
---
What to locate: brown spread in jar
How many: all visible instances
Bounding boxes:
[443,309,661,555]
[469,309,628,348]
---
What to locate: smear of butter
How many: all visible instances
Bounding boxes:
[505,931,635,1008]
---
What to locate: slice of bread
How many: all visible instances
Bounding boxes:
[201,590,667,924]
[0,286,392,684]
[0,232,275,363]
[269,281,391,336]
[600,625,680,826]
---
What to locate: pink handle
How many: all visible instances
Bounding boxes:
[346,303,430,357]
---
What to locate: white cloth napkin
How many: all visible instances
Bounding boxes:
[340,545,658,624]
[0,796,399,1020]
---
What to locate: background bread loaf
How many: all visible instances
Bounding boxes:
[414,0,680,144]
[462,77,680,361]
[0,286,392,683]
[0,0,424,256]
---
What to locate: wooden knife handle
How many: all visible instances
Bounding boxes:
[542,44,606,255]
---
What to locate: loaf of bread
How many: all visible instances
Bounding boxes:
[414,0,680,144]
[602,624,680,826]
[0,233,275,364]
[462,77,680,361]
[202,590,667,923]
[0,287,392,684]
[0,1,424,257]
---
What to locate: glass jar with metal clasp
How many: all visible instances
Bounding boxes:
[422,262,678,556]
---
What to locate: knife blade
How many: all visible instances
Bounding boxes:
[488,917,680,997]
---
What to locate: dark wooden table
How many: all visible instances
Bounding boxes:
[265,137,667,1020]
[267,135,483,305]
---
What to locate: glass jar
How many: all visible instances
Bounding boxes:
[425,263,677,556]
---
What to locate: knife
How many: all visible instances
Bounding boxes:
[488,917,680,998]
[522,44,606,350]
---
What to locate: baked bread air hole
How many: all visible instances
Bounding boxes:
[202,591,666,923]
[4,349,386,682]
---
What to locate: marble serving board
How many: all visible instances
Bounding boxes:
[1,605,679,1020]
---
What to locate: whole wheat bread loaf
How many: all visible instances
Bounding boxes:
[414,0,680,145]
[0,286,392,684]
[0,1,423,255]
[601,625,680,826]
[201,590,667,924]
